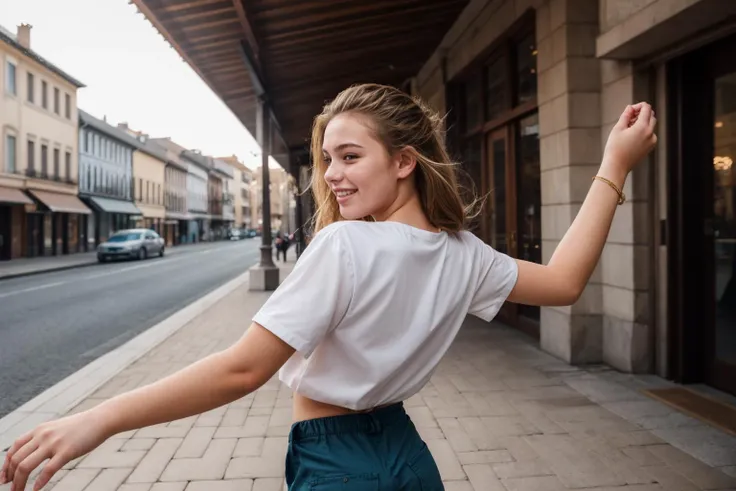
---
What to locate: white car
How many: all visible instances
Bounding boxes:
[97,229,165,262]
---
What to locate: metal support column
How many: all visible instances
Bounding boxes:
[249,97,279,290]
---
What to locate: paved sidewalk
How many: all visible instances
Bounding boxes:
[0,252,98,280]
[2,258,736,490]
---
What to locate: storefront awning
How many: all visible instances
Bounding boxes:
[165,211,191,220]
[0,186,33,205]
[87,196,142,215]
[28,190,92,214]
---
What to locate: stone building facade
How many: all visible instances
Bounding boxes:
[413,0,736,396]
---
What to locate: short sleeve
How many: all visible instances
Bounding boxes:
[252,225,355,358]
[467,237,519,322]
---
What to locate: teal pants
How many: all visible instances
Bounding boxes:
[285,403,444,490]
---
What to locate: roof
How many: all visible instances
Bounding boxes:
[0,24,85,88]
[131,0,469,164]
[78,109,143,149]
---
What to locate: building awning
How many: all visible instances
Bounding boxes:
[165,211,191,220]
[87,196,142,215]
[0,186,33,205]
[28,190,92,214]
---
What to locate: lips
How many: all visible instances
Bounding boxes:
[334,189,357,203]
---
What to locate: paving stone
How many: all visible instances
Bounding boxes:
[85,468,132,490]
[458,417,505,451]
[123,439,157,452]
[51,468,100,491]
[252,478,285,491]
[175,426,217,458]
[77,438,146,469]
[234,437,265,457]
[161,438,237,481]
[150,483,187,491]
[428,439,466,481]
[221,407,249,427]
[647,444,736,489]
[524,434,625,488]
[406,406,439,428]
[437,418,477,452]
[442,481,474,491]
[491,460,553,479]
[118,484,151,491]
[463,464,504,490]
[457,450,513,465]
[185,479,254,490]
[501,475,566,491]
[127,438,182,483]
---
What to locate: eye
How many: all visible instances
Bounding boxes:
[344,153,359,161]
[323,154,332,164]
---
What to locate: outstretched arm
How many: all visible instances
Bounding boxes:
[507,102,657,307]
[1,323,294,491]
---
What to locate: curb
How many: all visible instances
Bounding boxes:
[0,260,99,281]
[0,268,251,452]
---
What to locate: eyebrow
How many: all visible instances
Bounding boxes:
[323,143,364,153]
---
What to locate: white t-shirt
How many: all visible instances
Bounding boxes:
[252,220,518,411]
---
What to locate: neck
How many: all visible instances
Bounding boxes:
[376,192,437,233]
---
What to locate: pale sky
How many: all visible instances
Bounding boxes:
[0,0,274,169]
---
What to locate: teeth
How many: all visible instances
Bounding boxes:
[336,190,356,197]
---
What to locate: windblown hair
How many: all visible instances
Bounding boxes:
[309,83,481,234]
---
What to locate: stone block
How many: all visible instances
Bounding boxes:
[536,2,552,41]
[249,265,279,291]
[602,74,634,125]
[568,128,603,164]
[541,163,598,205]
[540,308,602,364]
[603,316,651,373]
[601,59,633,85]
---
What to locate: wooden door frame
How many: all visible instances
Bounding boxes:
[667,33,736,394]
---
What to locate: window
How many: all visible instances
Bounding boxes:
[65,93,71,119]
[5,61,16,95]
[146,181,150,202]
[53,87,59,114]
[84,131,89,152]
[41,144,48,177]
[27,72,34,103]
[53,148,60,179]
[515,32,537,105]
[5,134,16,172]
[27,139,35,172]
[41,80,47,109]
[65,151,71,180]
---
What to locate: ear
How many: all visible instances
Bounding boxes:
[394,146,417,180]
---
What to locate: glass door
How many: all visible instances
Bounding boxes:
[709,70,736,393]
[516,113,542,330]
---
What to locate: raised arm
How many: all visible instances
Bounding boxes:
[507,102,657,307]
[1,323,294,491]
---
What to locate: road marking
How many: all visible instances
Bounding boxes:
[0,281,67,299]
[83,256,187,280]
[0,243,258,298]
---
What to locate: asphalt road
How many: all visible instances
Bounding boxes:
[0,239,263,418]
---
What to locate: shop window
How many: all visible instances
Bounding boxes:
[515,31,538,105]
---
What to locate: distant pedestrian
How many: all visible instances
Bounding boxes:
[2,84,657,491]
[274,231,289,262]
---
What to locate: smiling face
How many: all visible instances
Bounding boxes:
[322,112,408,221]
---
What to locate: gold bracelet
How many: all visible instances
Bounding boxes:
[592,176,625,205]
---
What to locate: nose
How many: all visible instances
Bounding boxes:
[323,160,342,184]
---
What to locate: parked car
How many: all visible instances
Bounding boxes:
[228,228,243,240]
[97,229,165,263]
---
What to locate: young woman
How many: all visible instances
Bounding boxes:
[1,84,656,491]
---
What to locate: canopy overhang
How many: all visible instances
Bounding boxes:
[131,0,469,171]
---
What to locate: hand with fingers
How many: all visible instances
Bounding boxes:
[0,411,110,490]
[603,102,658,177]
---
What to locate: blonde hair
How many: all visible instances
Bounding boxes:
[309,83,479,235]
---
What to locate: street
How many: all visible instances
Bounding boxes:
[0,239,263,418]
